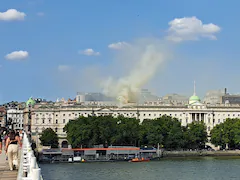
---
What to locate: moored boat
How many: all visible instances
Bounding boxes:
[130,157,150,162]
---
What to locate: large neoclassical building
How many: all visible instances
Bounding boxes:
[26,90,240,148]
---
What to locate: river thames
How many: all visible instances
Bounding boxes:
[40,157,240,180]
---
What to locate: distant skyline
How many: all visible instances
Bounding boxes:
[1,0,240,104]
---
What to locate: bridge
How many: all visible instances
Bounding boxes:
[0,132,43,180]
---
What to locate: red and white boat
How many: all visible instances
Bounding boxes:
[130,157,150,162]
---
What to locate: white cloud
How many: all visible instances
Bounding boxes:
[5,51,29,60]
[37,12,44,16]
[108,41,130,50]
[58,65,71,72]
[0,9,26,21]
[166,16,221,42]
[79,48,100,56]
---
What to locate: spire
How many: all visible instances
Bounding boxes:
[193,80,196,96]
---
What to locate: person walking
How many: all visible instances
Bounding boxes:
[0,134,2,154]
[5,130,21,171]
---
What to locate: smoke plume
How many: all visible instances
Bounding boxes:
[102,38,171,105]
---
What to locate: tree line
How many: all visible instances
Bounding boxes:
[39,116,240,150]
[63,115,208,150]
[211,118,240,149]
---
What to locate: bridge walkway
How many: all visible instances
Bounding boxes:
[0,152,17,180]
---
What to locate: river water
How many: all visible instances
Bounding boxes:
[40,157,240,180]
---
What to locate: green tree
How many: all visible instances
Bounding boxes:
[64,116,93,148]
[140,119,163,147]
[140,116,184,150]
[111,115,140,146]
[158,116,184,150]
[97,116,118,146]
[211,118,240,149]
[39,128,59,148]
[184,121,208,149]
[64,115,140,148]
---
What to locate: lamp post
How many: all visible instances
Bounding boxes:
[28,105,32,135]
[36,128,39,148]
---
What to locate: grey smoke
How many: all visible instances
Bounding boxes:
[102,38,171,105]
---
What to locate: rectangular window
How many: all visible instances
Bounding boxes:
[56,120,58,124]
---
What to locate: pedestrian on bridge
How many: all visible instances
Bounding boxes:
[5,130,21,171]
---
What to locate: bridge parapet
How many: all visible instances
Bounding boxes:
[17,132,43,180]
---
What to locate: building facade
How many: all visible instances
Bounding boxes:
[28,91,240,148]
[7,108,24,130]
[0,106,6,127]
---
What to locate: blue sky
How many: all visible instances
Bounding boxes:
[1,0,240,103]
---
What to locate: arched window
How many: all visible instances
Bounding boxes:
[61,141,68,148]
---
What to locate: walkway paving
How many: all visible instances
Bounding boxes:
[0,152,17,180]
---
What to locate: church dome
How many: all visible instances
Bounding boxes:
[189,81,201,105]
[26,97,36,107]
[189,95,200,101]
[189,95,201,104]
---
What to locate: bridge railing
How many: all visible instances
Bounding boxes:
[17,132,43,180]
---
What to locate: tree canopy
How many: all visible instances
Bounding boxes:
[64,115,208,150]
[64,115,140,148]
[211,118,240,149]
[183,121,208,149]
[39,128,59,148]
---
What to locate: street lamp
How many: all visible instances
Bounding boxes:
[36,128,39,148]
[27,105,32,134]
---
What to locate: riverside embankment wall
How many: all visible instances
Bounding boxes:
[162,150,240,157]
